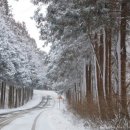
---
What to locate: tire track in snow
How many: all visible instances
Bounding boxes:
[31,97,56,130]
[31,111,44,130]
[0,96,49,130]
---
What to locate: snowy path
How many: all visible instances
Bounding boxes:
[0,96,49,129]
[1,90,87,130]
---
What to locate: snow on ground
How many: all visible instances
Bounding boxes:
[35,91,87,130]
[1,90,88,130]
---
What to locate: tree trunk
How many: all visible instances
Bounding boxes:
[106,28,115,119]
[120,1,128,118]
[95,32,107,120]
[86,62,93,117]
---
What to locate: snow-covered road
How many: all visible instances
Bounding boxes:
[1,90,87,130]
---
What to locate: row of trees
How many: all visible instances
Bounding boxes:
[65,1,130,125]
[0,1,47,108]
[32,0,130,127]
[0,80,33,108]
[0,1,47,89]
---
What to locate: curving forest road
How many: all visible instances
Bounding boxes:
[0,95,55,130]
[0,90,86,130]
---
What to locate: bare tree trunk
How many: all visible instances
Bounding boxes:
[86,62,93,117]
[0,82,1,108]
[1,82,6,108]
[8,86,11,108]
[12,86,15,108]
[95,32,107,120]
[15,88,18,107]
[120,1,128,118]
[106,28,115,119]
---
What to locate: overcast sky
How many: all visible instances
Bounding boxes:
[8,0,50,52]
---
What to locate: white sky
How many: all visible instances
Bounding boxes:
[8,0,50,52]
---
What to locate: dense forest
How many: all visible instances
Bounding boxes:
[0,0,48,109]
[32,0,130,128]
[0,0,130,128]
[0,0,47,89]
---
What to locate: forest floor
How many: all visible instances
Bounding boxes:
[0,90,89,130]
